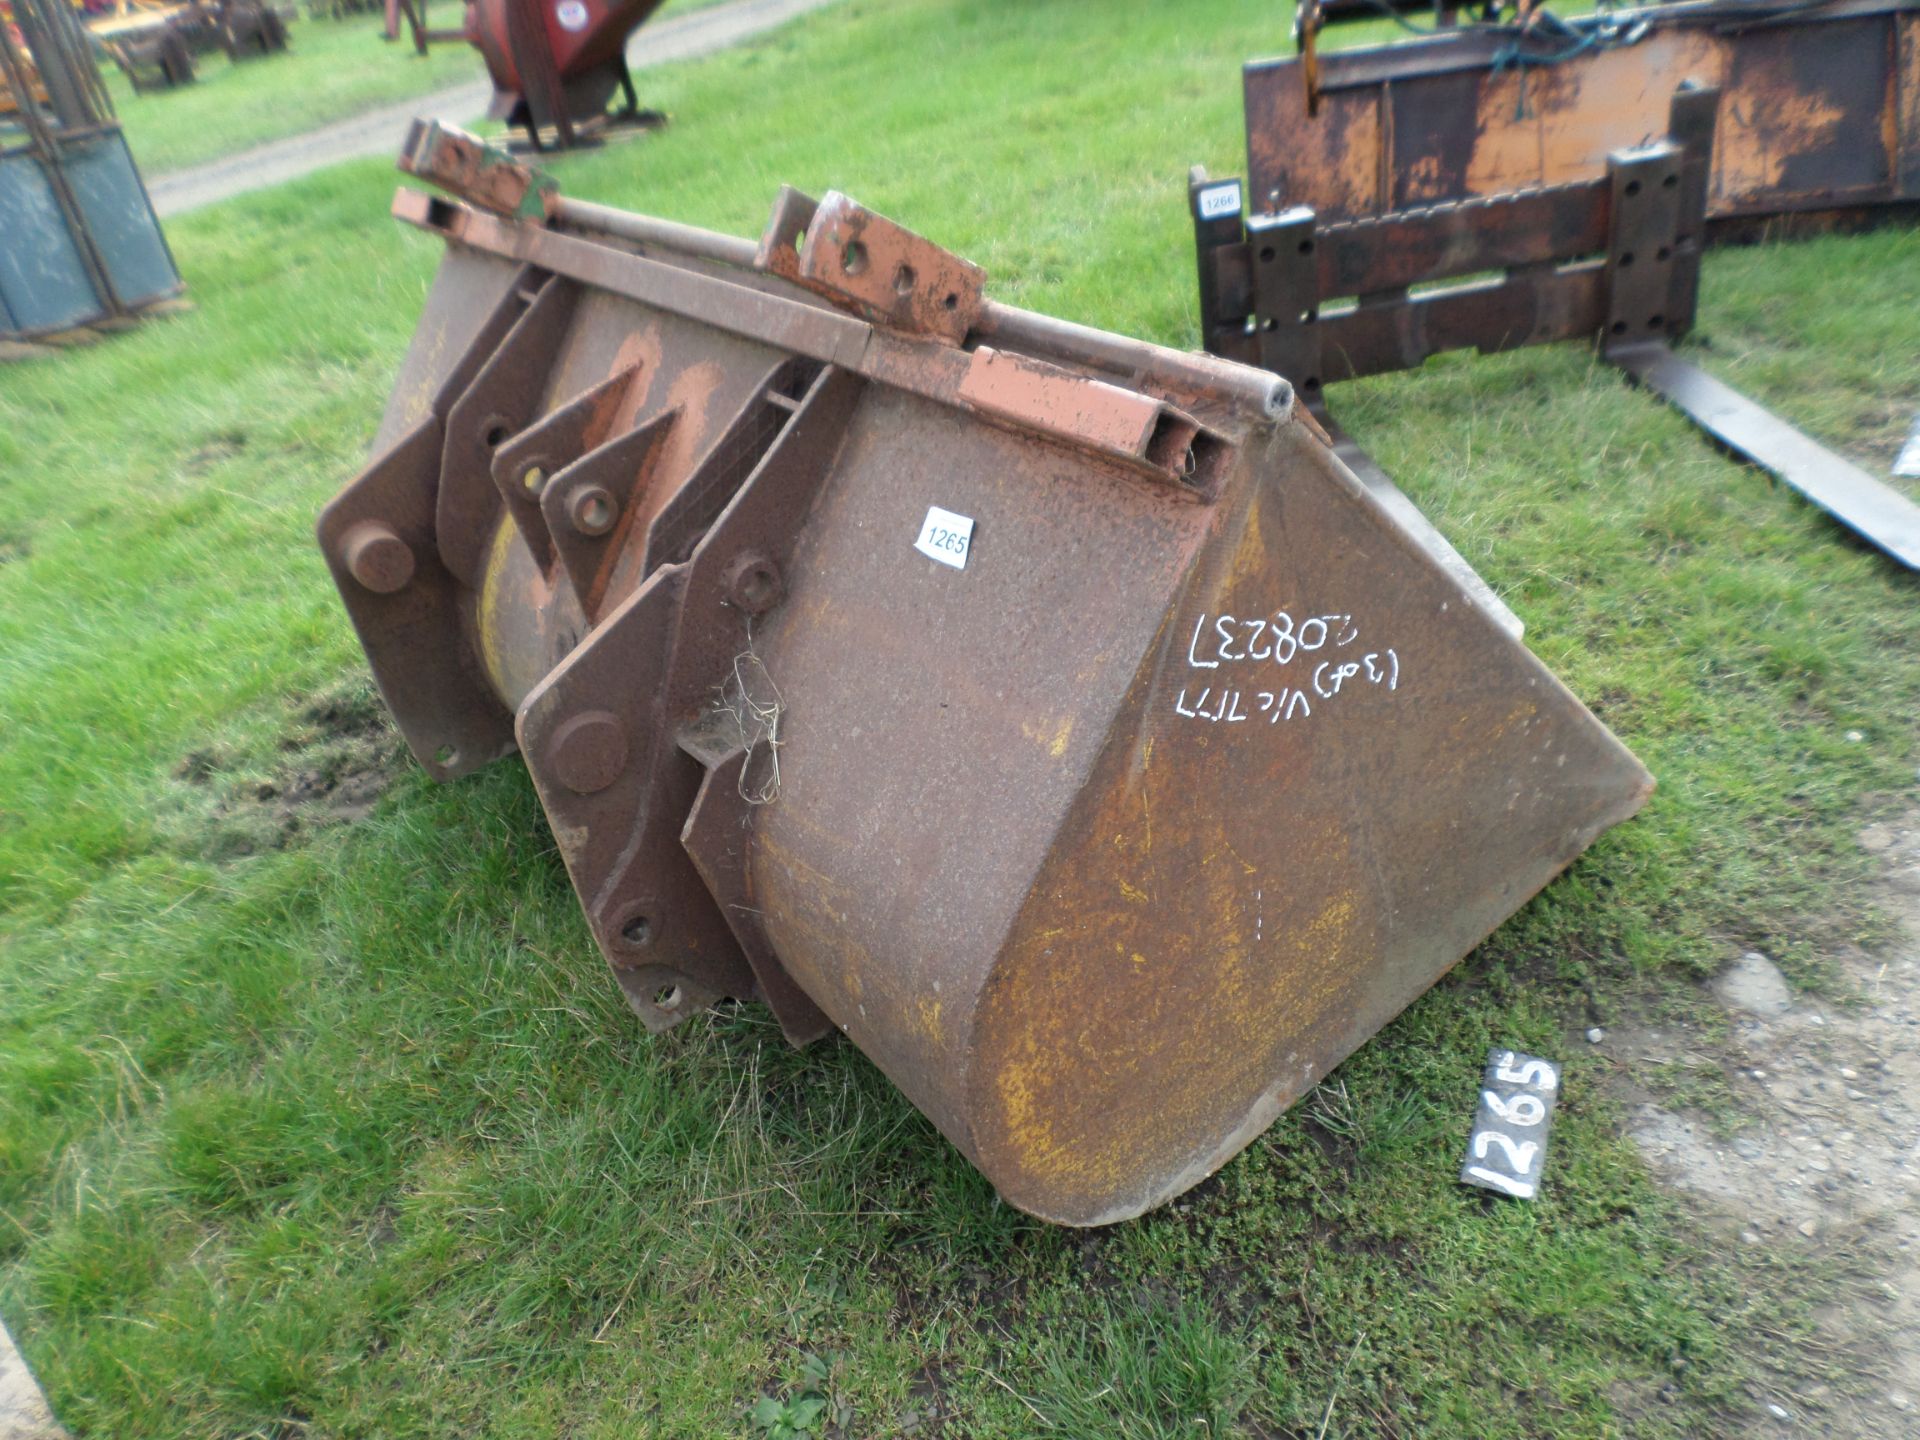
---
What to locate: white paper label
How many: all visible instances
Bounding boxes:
[913,505,975,570]
[1197,182,1242,221]
[554,0,588,30]
[1895,411,1920,479]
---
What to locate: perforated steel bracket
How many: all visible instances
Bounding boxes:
[1600,141,1689,354]
[397,118,556,220]
[757,187,986,344]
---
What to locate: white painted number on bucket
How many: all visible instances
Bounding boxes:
[914,505,975,570]
[555,0,589,30]
[1170,606,1401,727]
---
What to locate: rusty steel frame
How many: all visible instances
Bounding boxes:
[385,0,465,54]
[322,125,1653,1225]
[1249,0,1920,238]
[216,2,290,63]
[1,0,183,340]
[1194,80,1920,569]
[110,28,198,94]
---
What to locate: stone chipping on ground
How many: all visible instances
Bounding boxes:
[0,1320,66,1440]
[1618,813,1920,1438]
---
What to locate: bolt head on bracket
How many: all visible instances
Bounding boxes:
[724,551,784,615]
[567,483,618,536]
[548,709,628,794]
[341,520,416,593]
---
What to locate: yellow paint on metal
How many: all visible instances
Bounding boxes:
[1020,714,1076,757]
[993,1046,1048,1182]
[476,517,520,702]
[917,996,944,1043]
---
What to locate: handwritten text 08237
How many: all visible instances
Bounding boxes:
[1172,608,1402,726]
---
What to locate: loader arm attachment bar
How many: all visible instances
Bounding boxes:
[322,126,1653,1225]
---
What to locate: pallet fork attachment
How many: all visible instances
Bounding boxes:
[1192,85,1920,570]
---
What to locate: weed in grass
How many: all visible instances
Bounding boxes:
[1307,1080,1447,1173]
[745,1350,849,1439]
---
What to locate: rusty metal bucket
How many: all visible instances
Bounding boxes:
[319,124,1653,1225]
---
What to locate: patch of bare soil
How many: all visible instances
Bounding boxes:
[183,430,247,475]
[266,690,401,827]
[1610,815,1920,1436]
[173,688,404,858]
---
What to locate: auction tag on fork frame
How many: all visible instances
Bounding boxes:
[914,505,976,570]
[1196,182,1242,221]
[1459,1048,1561,1200]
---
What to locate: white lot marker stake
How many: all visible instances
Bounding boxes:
[1459,1047,1562,1200]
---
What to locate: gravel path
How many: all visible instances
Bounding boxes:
[1615,815,1920,1437]
[0,1321,65,1440]
[148,0,838,216]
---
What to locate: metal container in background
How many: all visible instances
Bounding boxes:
[464,0,669,149]
[0,0,182,343]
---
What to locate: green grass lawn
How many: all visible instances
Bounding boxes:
[108,0,742,176]
[5,0,1919,1435]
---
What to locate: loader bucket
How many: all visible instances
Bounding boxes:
[320,124,1653,1225]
